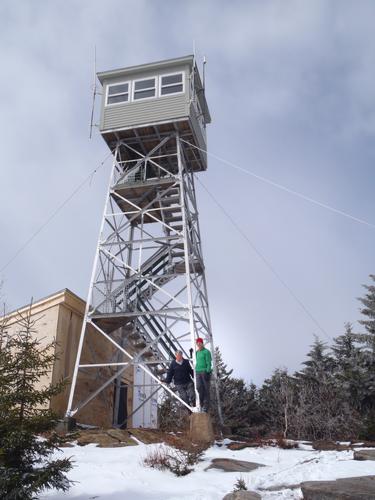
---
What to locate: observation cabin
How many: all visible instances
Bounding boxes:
[97,55,211,172]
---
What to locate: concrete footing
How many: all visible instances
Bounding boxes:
[56,417,76,433]
[189,412,215,444]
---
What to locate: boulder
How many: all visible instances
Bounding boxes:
[128,428,164,444]
[223,492,261,500]
[206,458,265,472]
[301,476,375,499]
[312,440,350,451]
[227,442,261,451]
[76,429,137,447]
[354,450,375,461]
[352,441,375,448]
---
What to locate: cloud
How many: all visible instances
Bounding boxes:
[0,0,374,384]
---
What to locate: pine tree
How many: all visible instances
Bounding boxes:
[212,348,262,436]
[331,322,366,412]
[0,305,72,499]
[258,368,297,438]
[357,274,375,351]
[294,336,360,440]
[298,336,334,382]
[355,275,375,438]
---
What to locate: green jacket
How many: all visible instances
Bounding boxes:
[195,348,212,373]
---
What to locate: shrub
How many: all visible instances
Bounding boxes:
[143,443,204,476]
[233,476,247,491]
[276,435,299,449]
[158,393,190,432]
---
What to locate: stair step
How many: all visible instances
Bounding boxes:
[165,216,183,223]
[160,196,180,205]
[161,205,180,211]
[174,260,204,274]
[171,251,185,258]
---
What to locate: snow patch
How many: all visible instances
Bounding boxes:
[40,441,375,500]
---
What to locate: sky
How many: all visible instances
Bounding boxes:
[0,0,374,385]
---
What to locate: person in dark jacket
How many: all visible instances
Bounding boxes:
[165,350,194,406]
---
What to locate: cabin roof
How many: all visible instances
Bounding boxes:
[97,55,194,83]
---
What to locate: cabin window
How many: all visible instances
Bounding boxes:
[106,82,130,105]
[133,78,156,100]
[160,73,184,95]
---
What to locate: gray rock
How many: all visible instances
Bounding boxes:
[354,450,375,461]
[301,476,375,499]
[223,492,261,500]
[206,458,265,472]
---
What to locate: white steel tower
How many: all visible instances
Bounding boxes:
[66,56,220,427]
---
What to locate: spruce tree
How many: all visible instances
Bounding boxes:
[258,368,297,438]
[212,348,261,436]
[358,274,375,351]
[295,336,359,440]
[298,336,334,381]
[355,274,375,437]
[0,305,71,499]
[331,323,366,412]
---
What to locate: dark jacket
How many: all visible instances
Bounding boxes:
[165,359,193,385]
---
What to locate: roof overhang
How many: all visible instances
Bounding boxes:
[97,55,194,84]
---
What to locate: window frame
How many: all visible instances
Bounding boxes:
[105,80,131,107]
[104,70,186,107]
[159,71,185,97]
[132,76,157,102]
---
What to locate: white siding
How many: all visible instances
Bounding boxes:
[102,93,188,131]
[100,63,191,132]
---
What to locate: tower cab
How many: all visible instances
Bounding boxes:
[97,55,211,172]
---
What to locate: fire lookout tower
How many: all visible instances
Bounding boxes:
[67,55,219,427]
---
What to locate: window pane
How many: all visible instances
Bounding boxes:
[134,78,155,91]
[160,84,183,95]
[134,88,156,99]
[161,74,183,86]
[107,94,128,104]
[108,83,128,95]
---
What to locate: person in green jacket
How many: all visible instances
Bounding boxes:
[195,337,212,412]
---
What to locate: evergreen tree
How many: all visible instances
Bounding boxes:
[295,336,360,440]
[0,306,72,499]
[211,348,262,436]
[331,323,366,412]
[355,274,375,437]
[298,336,334,382]
[258,368,296,438]
[357,274,375,351]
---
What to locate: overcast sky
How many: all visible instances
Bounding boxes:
[0,0,374,385]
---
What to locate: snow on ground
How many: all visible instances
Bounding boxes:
[41,441,375,500]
